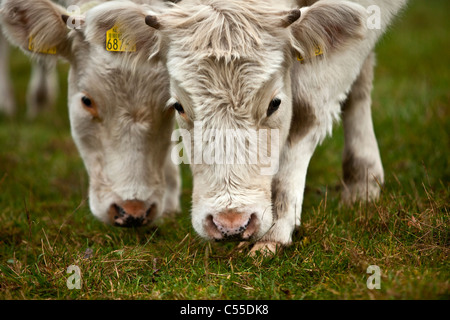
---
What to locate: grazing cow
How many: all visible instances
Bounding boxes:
[84,0,406,253]
[0,0,181,227]
[0,30,58,118]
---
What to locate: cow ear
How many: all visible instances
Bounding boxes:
[83,2,163,69]
[289,1,367,61]
[0,0,72,58]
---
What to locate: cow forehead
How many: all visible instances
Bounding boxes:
[167,52,287,115]
[162,0,291,113]
[77,51,169,115]
[162,0,289,55]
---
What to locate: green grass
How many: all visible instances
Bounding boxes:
[0,0,449,300]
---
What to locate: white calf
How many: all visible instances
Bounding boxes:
[0,0,180,227]
[84,0,406,251]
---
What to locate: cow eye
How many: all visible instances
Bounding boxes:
[81,96,92,107]
[267,98,281,117]
[172,102,185,114]
[81,94,99,118]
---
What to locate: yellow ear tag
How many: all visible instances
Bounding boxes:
[106,25,136,52]
[314,45,323,56]
[296,53,305,63]
[28,37,57,55]
[297,45,323,64]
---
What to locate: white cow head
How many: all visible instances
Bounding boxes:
[83,0,367,239]
[0,0,179,227]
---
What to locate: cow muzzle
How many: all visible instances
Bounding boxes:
[204,210,260,241]
[108,200,157,227]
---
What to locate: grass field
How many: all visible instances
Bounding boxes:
[0,0,448,300]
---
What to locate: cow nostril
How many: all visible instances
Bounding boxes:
[110,204,129,227]
[113,204,126,218]
[204,214,223,240]
[242,213,259,240]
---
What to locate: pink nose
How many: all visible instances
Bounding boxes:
[108,200,157,227]
[204,210,259,240]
